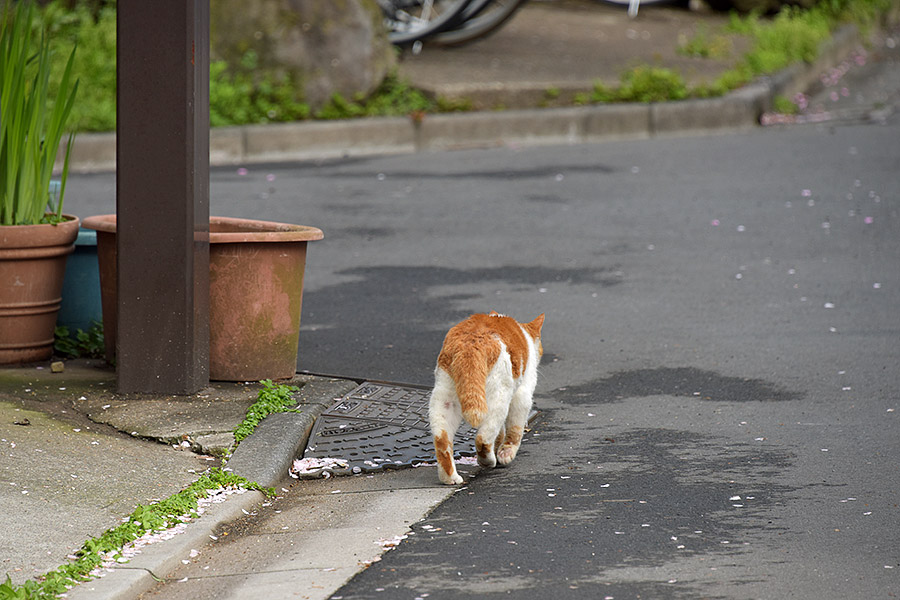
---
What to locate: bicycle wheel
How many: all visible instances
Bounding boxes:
[379,0,476,45]
[598,0,686,17]
[429,0,530,46]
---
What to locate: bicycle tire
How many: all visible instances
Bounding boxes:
[596,0,685,17]
[429,0,530,46]
[379,0,476,45]
[597,0,680,5]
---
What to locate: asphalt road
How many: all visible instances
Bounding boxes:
[66,109,900,598]
[294,123,899,600]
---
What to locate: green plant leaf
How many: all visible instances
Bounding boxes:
[233,379,301,445]
[0,0,77,226]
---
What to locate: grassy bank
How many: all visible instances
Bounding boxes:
[582,0,895,105]
[31,0,900,130]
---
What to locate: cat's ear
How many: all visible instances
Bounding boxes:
[489,310,500,316]
[527,313,545,335]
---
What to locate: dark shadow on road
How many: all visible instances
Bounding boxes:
[300,265,621,384]
[550,367,804,404]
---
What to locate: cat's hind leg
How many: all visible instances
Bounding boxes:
[434,430,463,485]
[496,427,523,465]
[494,426,506,461]
[475,372,514,469]
[475,429,499,469]
[497,386,533,466]
[429,370,464,485]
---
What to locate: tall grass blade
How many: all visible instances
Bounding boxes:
[0,0,77,226]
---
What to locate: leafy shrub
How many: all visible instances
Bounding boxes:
[42,0,116,132]
[743,7,832,72]
[678,25,734,59]
[209,51,310,127]
[773,94,800,113]
[34,1,316,131]
[591,66,688,103]
[315,72,432,120]
[54,322,104,358]
[618,66,689,103]
[818,0,895,24]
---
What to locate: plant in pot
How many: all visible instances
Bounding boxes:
[0,1,80,364]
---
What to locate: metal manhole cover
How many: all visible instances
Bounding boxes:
[297,381,478,478]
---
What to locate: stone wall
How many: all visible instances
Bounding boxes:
[211,0,395,110]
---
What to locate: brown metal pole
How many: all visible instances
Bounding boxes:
[116,0,210,393]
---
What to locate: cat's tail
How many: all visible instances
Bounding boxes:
[449,352,489,429]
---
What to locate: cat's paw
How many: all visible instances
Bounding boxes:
[477,453,497,469]
[497,445,517,465]
[439,470,464,485]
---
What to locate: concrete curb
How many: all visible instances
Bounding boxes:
[63,25,866,173]
[226,376,359,488]
[64,375,358,600]
[227,410,323,488]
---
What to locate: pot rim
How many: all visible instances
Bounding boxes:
[0,214,80,248]
[0,213,80,227]
[82,214,323,243]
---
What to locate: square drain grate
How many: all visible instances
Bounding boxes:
[300,381,476,478]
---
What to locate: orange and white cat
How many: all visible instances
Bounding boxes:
[429,312,545,485]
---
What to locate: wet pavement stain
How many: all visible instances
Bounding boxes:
[525,193,570,204]
[551,367,804,404]
[335,425,797,600]
[315,264,624,288]
[301,265,621,383]
[316,163,618,181]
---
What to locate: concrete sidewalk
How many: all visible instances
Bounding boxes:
[64,2,884,172]
[0,361,360,597]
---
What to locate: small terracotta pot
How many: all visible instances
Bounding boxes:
[0,216,80,364]
[82,215,323,381]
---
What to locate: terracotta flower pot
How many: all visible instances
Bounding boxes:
[208,217,324,381]
[82,215,323,381]
[0,216,80,364]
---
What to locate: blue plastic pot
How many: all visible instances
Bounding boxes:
[57,228,103,333]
